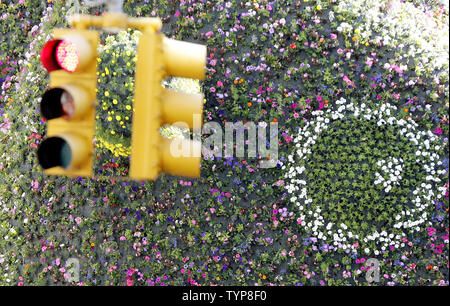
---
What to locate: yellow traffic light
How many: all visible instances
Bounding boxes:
[130,29,206,181]
[37,29,99,177]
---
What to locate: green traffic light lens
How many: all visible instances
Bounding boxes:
[37,137,72,169]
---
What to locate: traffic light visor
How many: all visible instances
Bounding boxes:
[38,137,72,169]
[40,39,63,72]
[41,88,65,120]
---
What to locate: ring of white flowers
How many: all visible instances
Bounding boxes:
[283,97,447,255]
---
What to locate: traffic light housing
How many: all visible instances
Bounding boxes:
[38,29,99,177]
[130,30,206,181]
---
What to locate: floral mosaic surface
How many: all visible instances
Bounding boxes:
[0,0,448,286]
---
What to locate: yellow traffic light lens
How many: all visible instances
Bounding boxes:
[41,88,75,120]
[37,137,72,169]
[56,40,79,72]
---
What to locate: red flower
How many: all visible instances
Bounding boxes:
[289,43,296,49]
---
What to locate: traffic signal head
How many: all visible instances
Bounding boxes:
[130,29,206,181]
[38,29,99,177]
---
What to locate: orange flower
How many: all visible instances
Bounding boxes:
[248,102,252,107]
[272,118,278,122]
[404,108,408,112]
[91,242,95,247]
[234,79,238,84]
[239,78,243,83]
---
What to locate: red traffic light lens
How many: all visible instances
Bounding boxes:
[56,40,79,72]
[40,39,79,72]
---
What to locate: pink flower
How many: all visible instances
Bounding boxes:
[343,75,352,85]
[434,126,442,135]
[217,81,223,87]
[365,57,374,67]
[337,48,344,54]
[330,33,338,39]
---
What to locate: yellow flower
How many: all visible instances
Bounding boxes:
[105,67,109,75]
[105,91,110,97]
[126,105,131,110]
[116,115,121,121]
[111,131,115,135]
[126,62,130,67]
[113,99,118,105]
[107,116,112,121]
